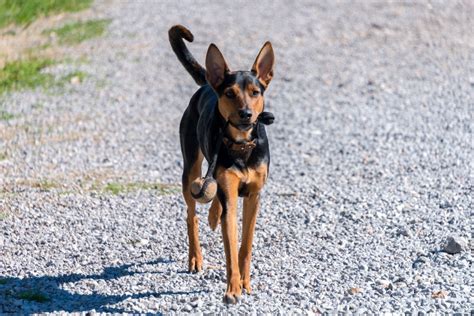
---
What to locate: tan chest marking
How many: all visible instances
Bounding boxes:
[226,164,268,194]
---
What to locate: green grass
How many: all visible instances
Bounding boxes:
[104,182,123,195]
[45,19,111,45]
[0,152,6,160]
[104,182,180,195]
[0,110,15,120]
[0,58,55,94]
[0,212,8,220]
[0,0,93,28]
[35,180,59,191]
[16,290,50,303]
[0,58,89,94]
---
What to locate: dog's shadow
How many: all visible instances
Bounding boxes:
[0,258,209,314]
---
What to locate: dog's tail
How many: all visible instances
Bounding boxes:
[169,25,207,86]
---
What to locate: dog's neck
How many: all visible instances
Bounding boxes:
[216,112,257,164]
[225,123,253,142]
[222,123,257,164]
[215,110,275,165]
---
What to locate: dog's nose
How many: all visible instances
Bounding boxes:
[238,109,252,120]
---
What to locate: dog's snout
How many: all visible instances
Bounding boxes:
[238,109,252,120]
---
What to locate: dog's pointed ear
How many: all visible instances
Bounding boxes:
[206,44,229,89]
[251,41,274,87]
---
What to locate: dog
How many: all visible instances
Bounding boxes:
[169,25,275,304]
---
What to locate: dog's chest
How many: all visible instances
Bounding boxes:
[230,164,268,197]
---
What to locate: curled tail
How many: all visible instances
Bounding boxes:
[168,25,207,86]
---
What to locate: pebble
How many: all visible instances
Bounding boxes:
[183,304,193,312]
[377,279,392,289]
[170,304,179,311]
[190,298,203,308]
[397,227,412,237]
[439,201,452,209]
[432,290,448,299]
[442,236,468,254]
[348,287,363,295]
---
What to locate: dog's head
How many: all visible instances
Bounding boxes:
[205,42,274,131]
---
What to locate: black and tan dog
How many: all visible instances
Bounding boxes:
[169,25,275,304]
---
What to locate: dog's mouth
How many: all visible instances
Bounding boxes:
[228,115,256,131]
[231,119,256,131]
[236,122,253,131]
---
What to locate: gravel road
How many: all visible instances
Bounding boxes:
[1,0,473,313]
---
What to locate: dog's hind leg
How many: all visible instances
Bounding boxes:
[208,197,222,231]
[182,150,204,273]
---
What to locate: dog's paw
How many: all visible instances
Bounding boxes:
[223,292,241,304]
[241,279,252,294]
[223,281,242,304]
[208,209,221,231]
[188,254,203,273]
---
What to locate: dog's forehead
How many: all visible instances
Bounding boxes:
[218,71,264,95]
[226,71,260,89]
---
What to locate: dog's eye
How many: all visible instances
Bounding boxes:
[252,90,260,96]
[225,91,236,99]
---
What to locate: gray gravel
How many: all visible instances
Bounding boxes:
[1,0,473,314]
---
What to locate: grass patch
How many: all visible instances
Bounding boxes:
[0,0,93,28]
[0,58,54,94]
[16,290,50,303]
[0,110,15,120]
[0,212,8,220]
[45,19,111,45]
[0,152,7,160]
[0,58,89,94]
[104,182,180,195]
[41,181,57,190]
[2,178,179,196]
[35,180,59,191]
[104,182,123,195]
[24,43,51,55]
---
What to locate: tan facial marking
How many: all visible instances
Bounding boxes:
[218,82,265,138]
[218,84,241,121]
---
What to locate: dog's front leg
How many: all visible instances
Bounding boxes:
[239,164,267,294]
[239,193,259,294]
[217,168,241,304]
